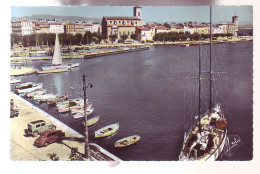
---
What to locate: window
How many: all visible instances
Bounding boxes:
[36,124,40,128]
[41,123,45,126]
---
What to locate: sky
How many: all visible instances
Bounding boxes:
[11,6,253,25]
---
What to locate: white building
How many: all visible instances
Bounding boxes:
[11,20,32,36]
[136,27,153,42]
[83,23,100,33]
[183,26,194,34]
[49,23,64,34]
[155,26,169,34]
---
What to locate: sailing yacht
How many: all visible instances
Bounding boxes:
[38,34,69,74]
[179,7,227,161]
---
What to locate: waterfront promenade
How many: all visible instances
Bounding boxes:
[10,92,121,161]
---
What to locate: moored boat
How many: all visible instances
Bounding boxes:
[179,7,227,161]
[10,78,21,84]
[15,83,42,94]
[82,115,100,127]
[70,102,92,114]
[56,98,84,113]
[25,89,47,98]
[72,107,94,119]
[37,68,68,74]
[33,93,56,102]
[114,135,141,148]
[15,82,33,89]
[95,123,119,138]
[47,94,68,105]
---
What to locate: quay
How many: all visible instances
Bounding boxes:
[11,67,37,76]
[10,92,122,161]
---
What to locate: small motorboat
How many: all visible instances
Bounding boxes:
[15,82,33,89]
[10,78,21,84]
[25,89,47,98]
[95,123,119,138]
[70,102,92,114]
[15,83,42,94]
[56,98,84,113]
[33,93,56,102]
[72,107,94,119]
[82,115,100,127]
[47,94,68,105]
[114,135,141,148]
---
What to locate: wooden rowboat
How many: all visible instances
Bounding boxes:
[47,94,68,105]
[114,135,141,148]
[95,123,119,138]
[72,107,94,119]
[82,115,100,127]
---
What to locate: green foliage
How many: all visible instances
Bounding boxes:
[130,33,138,40]
[47,153,59,161]
[109,34,118,42]
[120,34,128,41]
[11,32,105,47]
[154,32,235,42]
[69,147,84,161]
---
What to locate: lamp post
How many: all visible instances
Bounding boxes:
[82,73,93,159]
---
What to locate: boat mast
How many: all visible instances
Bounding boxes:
[198,39,202,133]
[209,6,213,112]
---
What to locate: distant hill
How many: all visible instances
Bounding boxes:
[11,14,102,23]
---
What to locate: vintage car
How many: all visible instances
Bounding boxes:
[24,120,56,137]
[33,130,65,147]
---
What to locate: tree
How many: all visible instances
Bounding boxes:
[120,34,128,41]
[109,34,117,42]
[130,33,138,40]
[75,33,83,45]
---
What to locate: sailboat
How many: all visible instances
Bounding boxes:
[38,34,69,74]
[179,7,227,161]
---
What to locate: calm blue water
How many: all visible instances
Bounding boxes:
[12,41,253,161]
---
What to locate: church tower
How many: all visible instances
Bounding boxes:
[232,15,238,26]
[232,15,238,37]
[133,6,142,19]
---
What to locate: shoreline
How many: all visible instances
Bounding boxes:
[11,37,253,62]
[10,92,122,161]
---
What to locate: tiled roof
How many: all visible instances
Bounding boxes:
[107,24,135,27]
[49,23,62,25]
[104,16,141,21]
[155,26,168,30]
[137,27,150,31]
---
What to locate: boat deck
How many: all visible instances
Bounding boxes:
[180,111,226,161]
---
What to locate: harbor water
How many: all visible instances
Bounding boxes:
[11,41,253,161]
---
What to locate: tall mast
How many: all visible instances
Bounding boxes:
[198,39,201,133]
[209,6,213,112]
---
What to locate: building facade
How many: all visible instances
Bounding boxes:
[64,23,85,35]
[83,23,100,33]
[136,27,153,42]
[11,20,32,36]
[102,6,143,39]
[49,23,64,34]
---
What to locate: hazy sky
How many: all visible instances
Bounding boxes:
[11,6,253,24]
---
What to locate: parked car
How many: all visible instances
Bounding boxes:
[33,130,65,147]
[24,120,56,137]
